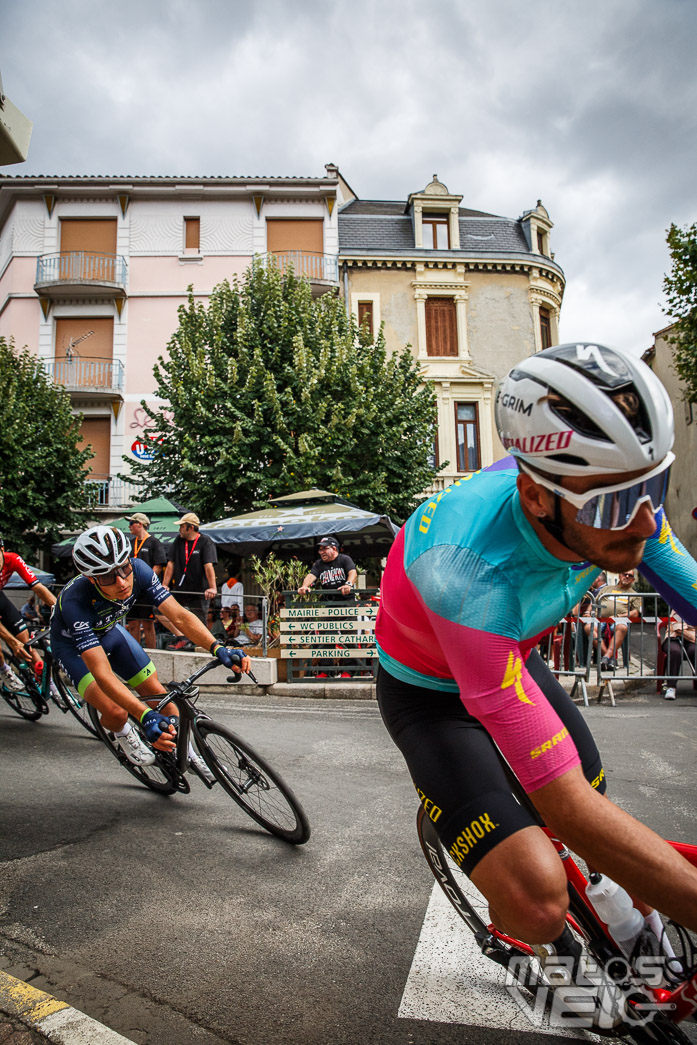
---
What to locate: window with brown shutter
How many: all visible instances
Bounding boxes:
[357,301,374,338]
[184,217,200,252]
[426,298,458,356]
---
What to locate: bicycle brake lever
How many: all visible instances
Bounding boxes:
[227,668,258,685]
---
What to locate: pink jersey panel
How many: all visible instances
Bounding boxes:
[422,609,581,792]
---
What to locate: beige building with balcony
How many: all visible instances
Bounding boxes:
[0,170,342,513]
[338,175,565,489]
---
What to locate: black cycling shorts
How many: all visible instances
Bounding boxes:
[377,650,606,877]
[0,590,27,636]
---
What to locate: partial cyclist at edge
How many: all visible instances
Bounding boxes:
[0,536,57,693]
[376,343,697,978]
[50,526,250,775]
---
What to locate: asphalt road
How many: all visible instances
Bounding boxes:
[2,687,697,1045]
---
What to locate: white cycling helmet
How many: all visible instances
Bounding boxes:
[72,525,131,577]
[495,342,674,477]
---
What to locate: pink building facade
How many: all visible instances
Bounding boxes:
[0,170,342,511]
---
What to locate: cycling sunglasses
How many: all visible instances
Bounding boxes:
[96,562,133,586]
[520,451,674,531]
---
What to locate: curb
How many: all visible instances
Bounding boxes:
[0,971,137,1044]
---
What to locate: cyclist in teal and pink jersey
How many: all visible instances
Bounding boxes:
[377,343,697,971]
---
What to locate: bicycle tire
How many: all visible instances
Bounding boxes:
[0,653,48,720]
[88,705,181,796]
[52,667,100,738]
[193,719,310,845]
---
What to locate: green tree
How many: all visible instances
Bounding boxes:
[0,337,93,558]
[663,221,697,403]
[126,260,441,522]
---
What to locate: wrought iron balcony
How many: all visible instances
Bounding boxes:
[35,252,128,299]
[85,477,143,509]
[42,356,124,398]
[262,251,338,293]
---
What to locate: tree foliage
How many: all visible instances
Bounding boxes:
[663,221,697,403]
[0,337,93,557]
[127,261,440,522]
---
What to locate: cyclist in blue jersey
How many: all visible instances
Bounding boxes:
[51,526,250,774]
[376,343,697,978]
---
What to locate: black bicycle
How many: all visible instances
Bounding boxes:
[0,628,98,735]
[88,658,311,845]
[0,644,49,721]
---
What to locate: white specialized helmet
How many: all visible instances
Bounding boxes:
[494,342,674,477]
[72,525,131,577]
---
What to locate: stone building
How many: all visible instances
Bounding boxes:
[645,326,697,558]
[338,175,565,489]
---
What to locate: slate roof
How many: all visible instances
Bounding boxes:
[338,199,562,275]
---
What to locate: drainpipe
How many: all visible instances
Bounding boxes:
[342,262,349,318]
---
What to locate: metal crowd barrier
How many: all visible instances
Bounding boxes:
[537,589,697,707]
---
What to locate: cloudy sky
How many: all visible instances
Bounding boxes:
[3,0,695,354]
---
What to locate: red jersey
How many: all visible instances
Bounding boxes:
[0,552,38,591]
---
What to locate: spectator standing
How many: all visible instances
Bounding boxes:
[220,565,244,615]
[298,536,358,679]
[162,514,218,636]
[298,537,357,599]
[125,513,167,649]
[662,616,697,700]
[596,569,642,671]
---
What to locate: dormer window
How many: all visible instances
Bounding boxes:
[423,213,450,249]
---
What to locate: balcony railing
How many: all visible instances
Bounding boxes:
[35,252,128,290]
[262,251,338,284]
[85,477,143,509]
[42,357,124,394]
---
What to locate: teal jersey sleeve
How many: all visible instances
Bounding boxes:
[640,509,697,625]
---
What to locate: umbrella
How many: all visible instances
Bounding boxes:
[201,489,399,560]
[51,496,189,558]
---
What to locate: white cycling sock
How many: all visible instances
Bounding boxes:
[0,663,11,674]
[187,741,198,759]
[114,721,132,738]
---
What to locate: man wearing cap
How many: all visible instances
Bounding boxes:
[125,513,167,650]
[162,513,218,630]
[299,538,357,598]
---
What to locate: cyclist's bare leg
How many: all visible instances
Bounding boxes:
[83,676,175,753]
[470,825,569,943]
[134,672,178,721]
[141,620,157,650]
[126,620,142,644]
[531,764,697,931]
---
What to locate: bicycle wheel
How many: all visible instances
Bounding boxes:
[88,706,182,796]
[0,654,48,721]
[52,666,100,738]
[193,719,310,845]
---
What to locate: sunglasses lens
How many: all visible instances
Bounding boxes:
[99,563,133,584]
[575,467,671,530]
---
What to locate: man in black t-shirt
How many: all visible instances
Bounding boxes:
[162,513,218,627]
[125,513,168,649]
[299,537,357,599]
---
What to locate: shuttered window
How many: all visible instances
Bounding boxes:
[357,301,374,338]
[426,298,458,356]
[78,417,111,480]
[184,217,200,252]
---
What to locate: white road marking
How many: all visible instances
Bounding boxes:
[400,883,600,1039]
